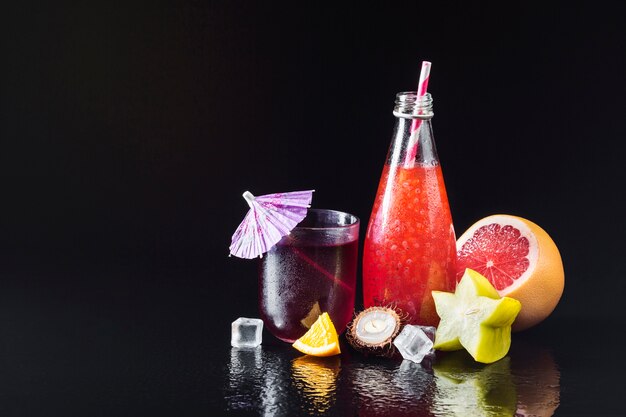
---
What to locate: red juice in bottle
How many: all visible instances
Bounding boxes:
[362,92,456,326]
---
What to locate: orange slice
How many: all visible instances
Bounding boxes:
[292,312,341,357]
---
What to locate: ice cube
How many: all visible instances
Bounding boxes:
[393,324,435,364]
[231,317,264,348]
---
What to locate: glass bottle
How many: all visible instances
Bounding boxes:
[362,92,457,326]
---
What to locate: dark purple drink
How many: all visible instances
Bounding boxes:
[258,209,359,343]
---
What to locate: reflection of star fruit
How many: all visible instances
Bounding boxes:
[510,340,561,416]
[432,268,521,363]
[433,352,517,416]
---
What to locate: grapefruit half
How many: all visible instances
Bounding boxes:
[456,214,564,331]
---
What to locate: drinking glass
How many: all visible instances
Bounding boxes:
[259,209,359,343]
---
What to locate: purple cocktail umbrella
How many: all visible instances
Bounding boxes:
[229,190,315,259]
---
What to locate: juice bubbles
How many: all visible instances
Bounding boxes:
[362,92,456,326]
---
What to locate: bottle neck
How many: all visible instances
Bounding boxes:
[387,92,438,167]
[393,91,433,118]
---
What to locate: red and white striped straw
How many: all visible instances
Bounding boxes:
[404,61,431,167]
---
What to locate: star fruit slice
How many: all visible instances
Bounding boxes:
[432,268,522,364]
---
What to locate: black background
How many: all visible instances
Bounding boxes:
[2,1,626,414]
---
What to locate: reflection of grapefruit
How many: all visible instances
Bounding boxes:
[509,340,560,417]
[456,215,564,331]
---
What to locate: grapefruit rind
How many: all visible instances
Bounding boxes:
[456,214,564,332]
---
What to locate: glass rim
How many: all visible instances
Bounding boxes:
[294,208,360,231]
[393,91,434,119]
[395,91,433,99]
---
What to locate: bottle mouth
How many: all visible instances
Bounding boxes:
[393,92,434,119]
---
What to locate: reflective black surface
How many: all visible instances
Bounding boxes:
[0,271,622,416]
[220,319,623,416]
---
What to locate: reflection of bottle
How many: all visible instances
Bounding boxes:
[291,355,340,414]
[363,92,456,325]
[349,361,436,416]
